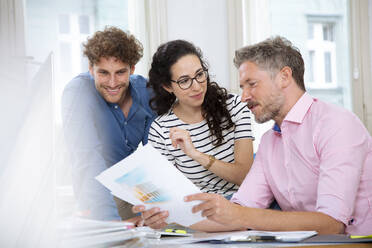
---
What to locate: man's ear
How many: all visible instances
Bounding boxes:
[130,65,135,75]
[89,64,93,75]
[162,84,173,94]
[279,66,292,88]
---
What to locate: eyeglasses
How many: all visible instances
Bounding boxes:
[170,70,208,90]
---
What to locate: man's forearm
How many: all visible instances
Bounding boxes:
[191,206,344,234]
[230,207,345,234]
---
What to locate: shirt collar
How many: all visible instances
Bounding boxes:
[283,92,314,124]
[272,92,313,133]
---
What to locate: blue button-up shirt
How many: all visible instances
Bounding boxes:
[62,72,155,220]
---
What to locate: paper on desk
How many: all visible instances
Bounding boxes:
[159,230,318,244]
[232,230,318,242]
[96,144,204,227]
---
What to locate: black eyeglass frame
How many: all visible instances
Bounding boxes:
[170,69,209,90]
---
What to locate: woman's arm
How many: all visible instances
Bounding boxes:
[193,138,253,185]
[170,127,253,185]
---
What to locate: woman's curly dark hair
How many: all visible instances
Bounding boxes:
[148,40,234,146]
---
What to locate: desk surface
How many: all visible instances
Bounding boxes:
[148,242,372,248]
[304,245,372,248]
[146,231,372,248]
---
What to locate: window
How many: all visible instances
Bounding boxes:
[323,23,334,41]
[59,42,72,73]
[324,51,332,83]
[306,21,338,88]
[57,14,92,77]
[308,50,315,82]
[58,14,70,34]
[78,15,90,34]
[80,44,89,73]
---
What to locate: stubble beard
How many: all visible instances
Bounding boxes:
[254,91,284,124]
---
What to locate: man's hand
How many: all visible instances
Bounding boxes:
[132,205,169,229]
[184,193,242,226]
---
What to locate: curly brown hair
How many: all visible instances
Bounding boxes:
[148,40,234,146]
[83,26,143,66]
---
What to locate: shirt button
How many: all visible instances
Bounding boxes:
[124,122,127,125]
[125,139,128,143]
[114,105,118,109]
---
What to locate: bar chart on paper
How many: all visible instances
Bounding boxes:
[115,168,170,203]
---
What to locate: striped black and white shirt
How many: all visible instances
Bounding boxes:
[148,94,254,197]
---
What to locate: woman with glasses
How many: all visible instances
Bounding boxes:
[146,39,254,200]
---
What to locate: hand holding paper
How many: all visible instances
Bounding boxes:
[132,205,169,229]
[96,144,205,227]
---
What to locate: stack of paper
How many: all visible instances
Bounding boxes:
[58,218,146,247]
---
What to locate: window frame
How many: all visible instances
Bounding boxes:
[305,15,341,89]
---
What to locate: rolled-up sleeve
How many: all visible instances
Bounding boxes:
[316,113,369,226]
[231,142,273,208]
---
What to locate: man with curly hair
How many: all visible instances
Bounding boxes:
[62,27,155,221]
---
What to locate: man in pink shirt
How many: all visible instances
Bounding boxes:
[134,36,372,235]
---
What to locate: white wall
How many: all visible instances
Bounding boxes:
[166,0,231,89]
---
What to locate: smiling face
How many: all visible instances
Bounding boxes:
[164,54,207,111]
[239,61,285,124]
[89,57,134,105]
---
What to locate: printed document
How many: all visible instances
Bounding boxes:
[96,144,204,226]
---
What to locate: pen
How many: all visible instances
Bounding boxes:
[164,228,187,234]
[350,235,372,239]
[228,235,278,242]
[251,235,278,242]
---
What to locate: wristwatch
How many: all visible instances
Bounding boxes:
[205,155,216,170]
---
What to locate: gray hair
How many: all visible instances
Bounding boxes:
[234,36,305,91]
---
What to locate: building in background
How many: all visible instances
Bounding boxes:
[267,0,351,109]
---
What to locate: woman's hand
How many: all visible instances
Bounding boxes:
[169,127,199,158]
[132,205,169,229]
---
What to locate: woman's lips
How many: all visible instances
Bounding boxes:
[191,92,203,99]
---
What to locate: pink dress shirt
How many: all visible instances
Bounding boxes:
[232,93,372,235]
